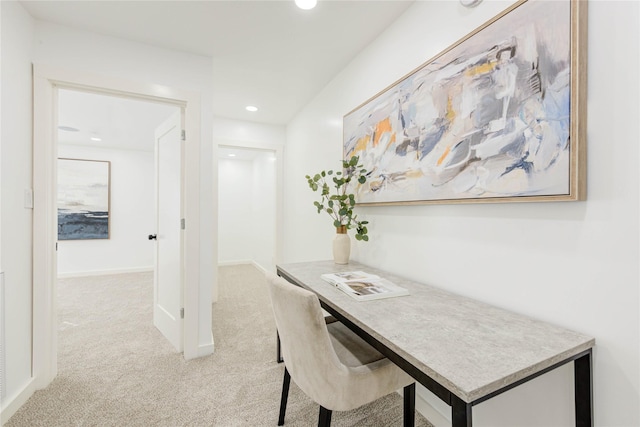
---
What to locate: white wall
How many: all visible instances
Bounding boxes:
[284,1,639,426]
[218,151,277,271]
[0,0,34,416]
[213,117,286,149]
[218,158,254,263]
[57,145,154,277]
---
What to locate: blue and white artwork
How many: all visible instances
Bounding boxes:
[344,0,581,204]
[58,158,110,240]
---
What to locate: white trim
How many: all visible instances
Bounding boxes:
[217,261,269,274]
[0,378,36,425]
[218,260,253,267]
[57,267,153,279]
[251,260,269,274]
[197,338,215,358]
[32,64,203,392]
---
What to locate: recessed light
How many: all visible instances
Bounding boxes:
[295,0,317,10]
[90,137,102,142]
[245,105,258,112]
[228,154,236,157]
[58,126,79,132]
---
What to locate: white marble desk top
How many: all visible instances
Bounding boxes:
[277,260,595,403]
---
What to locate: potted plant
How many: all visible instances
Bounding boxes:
[305,156,369,264]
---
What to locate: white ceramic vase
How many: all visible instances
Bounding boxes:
[333,226,351,264]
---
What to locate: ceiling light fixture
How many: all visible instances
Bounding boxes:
[90,137,102,142]
[295,0,317,10]
[228,154,236,157]
[245,105,258,112]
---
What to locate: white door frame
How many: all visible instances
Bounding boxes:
[32,64,201,389]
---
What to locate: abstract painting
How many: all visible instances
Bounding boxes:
[344,0,586,205]
[58,158,110,240]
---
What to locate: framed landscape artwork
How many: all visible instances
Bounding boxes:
[58,158,111,240]
[343,0,586,205]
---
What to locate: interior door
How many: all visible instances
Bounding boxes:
[153,110,183,352]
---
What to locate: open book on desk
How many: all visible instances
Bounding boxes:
[320,271,409,301]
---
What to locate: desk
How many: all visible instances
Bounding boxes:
[277,260,594,427]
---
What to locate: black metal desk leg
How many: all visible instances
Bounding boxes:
[452,395,472,427]
[574,350,593,427]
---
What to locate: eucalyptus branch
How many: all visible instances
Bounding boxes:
[305,156,370,241]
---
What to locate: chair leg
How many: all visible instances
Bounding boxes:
[278,367,291,426]
[403,383,416,427]
[276,331,283,363]
[318,406,332,427]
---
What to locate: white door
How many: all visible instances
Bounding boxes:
[153,111,183,352]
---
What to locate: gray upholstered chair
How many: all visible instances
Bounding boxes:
[266,272,416,427]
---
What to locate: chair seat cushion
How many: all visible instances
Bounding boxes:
[327,322,385,368]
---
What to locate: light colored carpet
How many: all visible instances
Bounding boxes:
[6,265,433,426]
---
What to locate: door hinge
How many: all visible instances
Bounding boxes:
[181,130,186,141]
[180,308,184,319]
[181,218,186,230]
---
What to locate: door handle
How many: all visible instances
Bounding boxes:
[148,234,157,240]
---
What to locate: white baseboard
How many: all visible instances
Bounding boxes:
[1,378,36,425]
[57,266,153,279]
[217,260,252,267]
[197,333,215,358]
[250,260,268,274]
[217,260,269,274]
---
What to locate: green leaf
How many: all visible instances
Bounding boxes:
[328,200,334,207]
[362,235,369,242]
[339,208,347,216]
[333,220,341,228]
[326,208,333,214]
[313,174,321,181]
[358,176,366,184]
[321,170,326,177]
[349,156,358,167]
[355,234,362,241]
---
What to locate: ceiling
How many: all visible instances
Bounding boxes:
[21,0,414,126]
[57,89,179,151]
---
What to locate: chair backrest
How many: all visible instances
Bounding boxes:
[266,272,346,405]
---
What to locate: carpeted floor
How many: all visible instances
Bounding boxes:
[5,265,433,426]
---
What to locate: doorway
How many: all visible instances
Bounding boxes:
[33,65,204,390]
[56,89,177,278]
[218,146,277,273]
[56,88,184,354]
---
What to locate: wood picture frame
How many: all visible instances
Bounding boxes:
[343,0,587,205]
[57,158,111,240]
